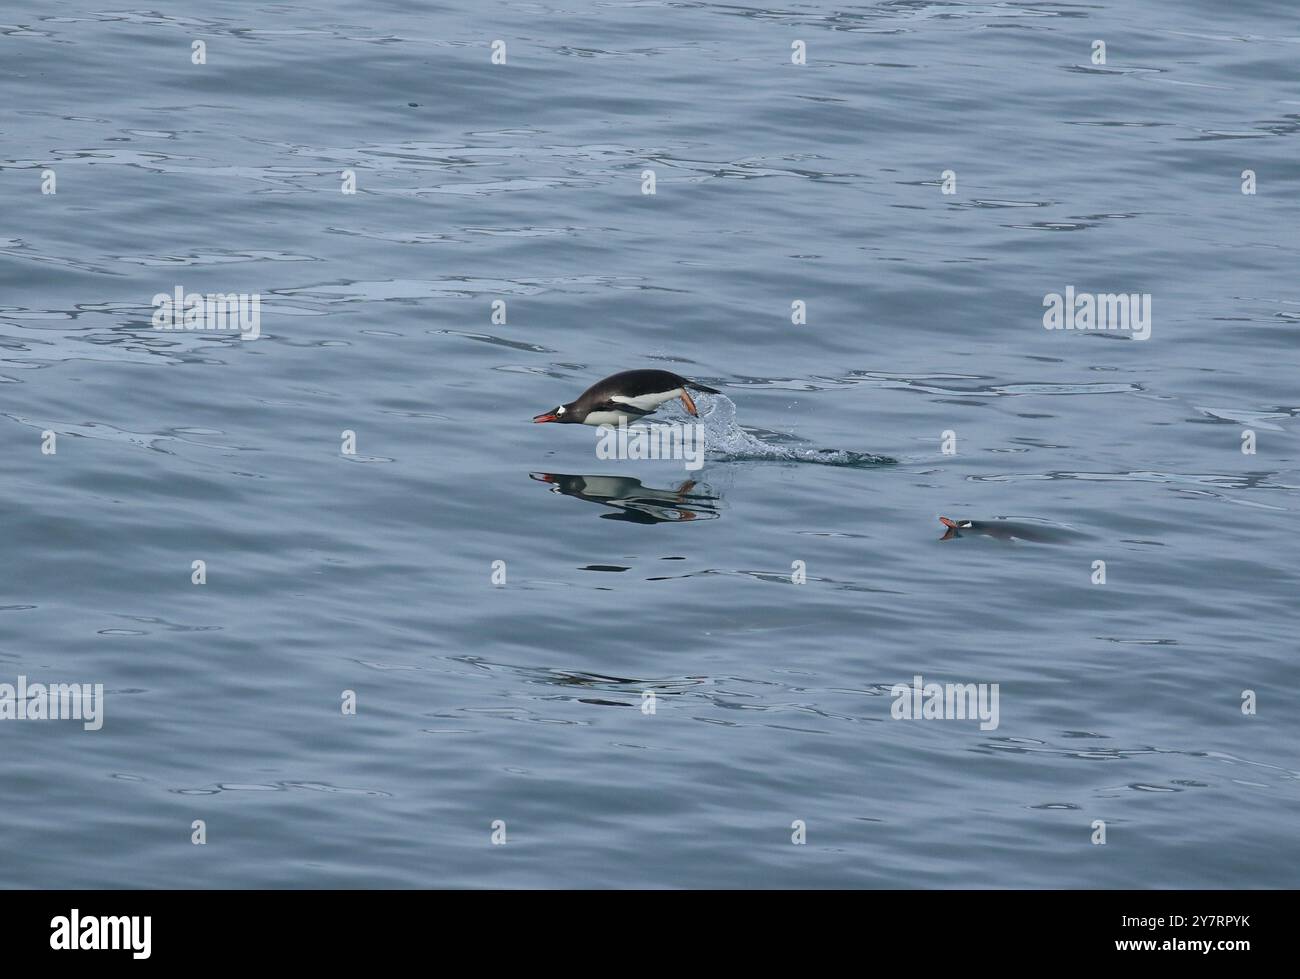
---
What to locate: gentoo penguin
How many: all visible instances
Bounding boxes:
[938,516,1070,544]
[533,369,720,426]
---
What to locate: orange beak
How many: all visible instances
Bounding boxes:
[533,412,559,423]
[939,517,958,529]
[679,390,700,417]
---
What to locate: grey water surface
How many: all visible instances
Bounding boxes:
[2,0,1297,888]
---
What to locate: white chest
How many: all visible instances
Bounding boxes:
[583,409,640,427]
[611,388,684,411]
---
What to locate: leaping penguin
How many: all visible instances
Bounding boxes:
[533,369,720,426]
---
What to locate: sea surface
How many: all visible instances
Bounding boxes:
[2,0,1297,888]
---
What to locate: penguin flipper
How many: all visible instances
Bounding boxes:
[592,400,654,417]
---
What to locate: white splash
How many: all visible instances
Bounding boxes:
[689,394,895,466]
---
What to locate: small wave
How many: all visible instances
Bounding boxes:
[697,395,895,466]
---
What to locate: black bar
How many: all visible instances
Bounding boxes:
[0,889,1279,964]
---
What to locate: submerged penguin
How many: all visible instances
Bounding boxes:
[938,516,1073,544]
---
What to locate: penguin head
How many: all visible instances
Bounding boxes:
[533,402,580,424]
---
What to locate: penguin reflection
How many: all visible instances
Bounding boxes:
[529,472,721,524]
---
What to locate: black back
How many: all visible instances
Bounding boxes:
[575,369,692,408]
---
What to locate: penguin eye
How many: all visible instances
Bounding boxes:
[556,406,566,415]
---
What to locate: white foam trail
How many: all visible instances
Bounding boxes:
[693,394,895,466]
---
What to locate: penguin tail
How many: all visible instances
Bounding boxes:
[687,381,720,394]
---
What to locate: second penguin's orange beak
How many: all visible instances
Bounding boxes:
[533,412,559,423]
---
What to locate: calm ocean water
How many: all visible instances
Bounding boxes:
[2,1,1297,889]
